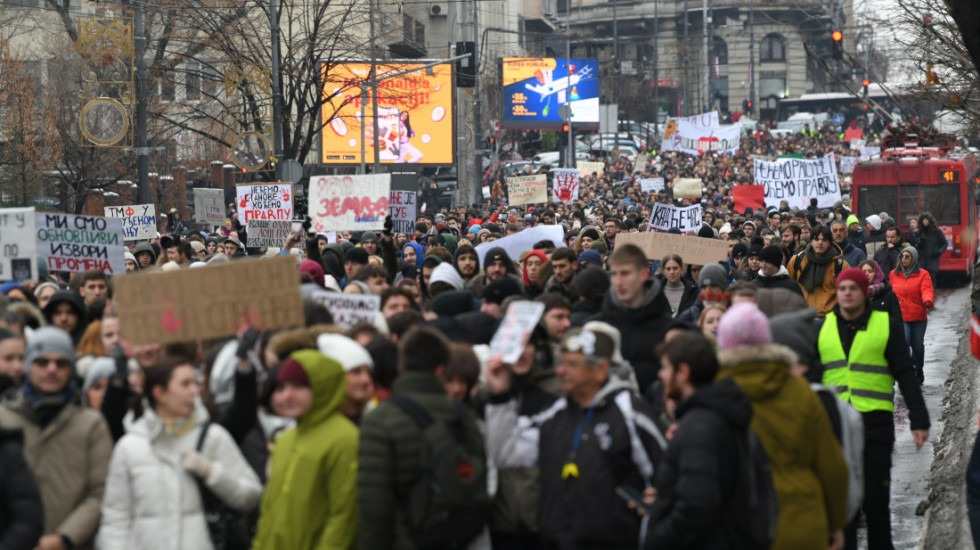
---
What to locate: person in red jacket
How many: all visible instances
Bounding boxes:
[888,246,934,384]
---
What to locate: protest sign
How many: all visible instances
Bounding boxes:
[489,301,546,364]
[36,213,125,274]
[840,156,859,174]
[474,224,565,266]
[754,153,841,210]
[617,231,729,265]
[639,178,664,193]
[663,118,740,156]
[552,169,580,203]
[247,220,292,248]
[194,188,225,224]
[860,147,880,160]
[104,204,156,241]
[844,128,863,142]
[236,183,293,225]
[115,255,303,345]
[389,190,417,234]
[308,173,390,232]
[507,175,548,206]
[633,154,648,174]
[732,185,766,213]
[647,203,703,233]
[673,178,702,199]
[850,139,865,150]
[577,161,605,177]
[0,208,36,281]
[308,292,381,329]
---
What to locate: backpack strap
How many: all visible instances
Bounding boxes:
[388,394,435,429]
[791,250,806,280]
[835,257,844,277]
[195,422,211,453]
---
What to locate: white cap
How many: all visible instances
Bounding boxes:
[317,333,374,372]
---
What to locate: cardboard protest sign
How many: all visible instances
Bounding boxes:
[617,231,729,265]
[647,203,703,233]
[577,161,605,177]
[308,291,381,329]
[733,185,766,213]
[194,188,225,224]
[844,128,863,142]
[115,255,303,345]
[754,153,841,210]
[0,208,36,281]
[860,147,880,160]
[639,178,664,193]
[489,301,546,364]
[663,117,739,156]
[840,156,859,174]
[247,220,292,248]
[507,175,548,206]
[552,169,580,203]
[474,225,565,266]
[633,154,648,174]
[236,183,293,225]
[389,190,417,234]
[36,213,125,274]
[104,204,156,241]
[673,178,702,199]
[308,174,390,232]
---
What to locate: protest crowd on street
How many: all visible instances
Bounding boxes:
[1,115,975,550]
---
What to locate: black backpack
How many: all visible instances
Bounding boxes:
[194,423,253,550]
[388,394,490,549]
[728,428,779,550]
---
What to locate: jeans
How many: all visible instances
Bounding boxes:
[967,430,980,548]
[904,320,928,372]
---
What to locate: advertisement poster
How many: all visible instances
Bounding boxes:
[321,62,454,165]
[501,58,599,127]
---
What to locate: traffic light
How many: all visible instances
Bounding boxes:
[862,78,870,97]
[832,30,843,60]
[456,41,476,87]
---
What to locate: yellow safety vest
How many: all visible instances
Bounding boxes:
[818,310,894,413]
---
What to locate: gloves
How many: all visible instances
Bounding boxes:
[181,450,213,480]
[237,328,261,360]
[111,344,128,380]
[383,215,393,235]
[925,301,934,310]
[302,215,312,232]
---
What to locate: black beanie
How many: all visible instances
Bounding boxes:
[697,225,715,239]
[760,244,785,266]
[581,228,601,241]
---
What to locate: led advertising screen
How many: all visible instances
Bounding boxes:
[321,61,454,165]
[500,57,599,129]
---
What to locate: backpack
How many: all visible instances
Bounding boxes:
[194,423,253,550]
[728,428,779,550]
[388,394,490,549]
[811,383,865,522]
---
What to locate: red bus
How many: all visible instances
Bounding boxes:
[852,133,977,283]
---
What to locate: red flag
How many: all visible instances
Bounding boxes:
[733,185,765,213]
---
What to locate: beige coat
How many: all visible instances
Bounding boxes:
[0,391,113,549]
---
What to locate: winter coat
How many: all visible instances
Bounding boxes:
[753,265,804,296]
[358,372,485,550]
[0,389,112,549]
[599,279,673,391]
[837,240,867,272]
[655,275,699,317]
[0,428,43,550]
[717,344,849,550]
[916,225,948,273]
[645,378,751,550]
[538,378,666,549]
[869,282,902,321]
[890,267,934,322]
[97,407,263,550]
[787,245,850,317]
[873,244,901,276]
[252,350,359,550]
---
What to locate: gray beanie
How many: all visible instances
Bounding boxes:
[83,357,116,393]
[769,308,818,370]
[698,263,729,289]
[24,326,75,375]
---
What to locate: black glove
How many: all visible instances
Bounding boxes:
[302,216,312,232]
[111,344,128,380]
[383,215,393,236]
[237,328,261,360]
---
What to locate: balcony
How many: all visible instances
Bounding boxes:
[389,15,427,58]
[523,0,558,33]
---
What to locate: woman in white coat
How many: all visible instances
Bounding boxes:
[96,356,263,550]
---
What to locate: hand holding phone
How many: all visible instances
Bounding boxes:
[616,485,652,516]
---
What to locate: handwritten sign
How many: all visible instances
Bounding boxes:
[673,178,702,199]
[474,224,565,266]
[633,154,648,174]
[36,213,125,274]
[850,139,865,150]
[754,153,841,210]
[389,190,417,234]
[663,118,740,156]
[104,204,156,241]
[639,178,664,193]
[551,168,580,204]
[247,219,292,248]
[236,183,293,225]
[115,255,303,345]
[309,291,381,329]
[577,161,605,177]
[647,203,703,233]
[860,147,880,160]
[489,301,546,364]
[194,188,225,224]
[617,231,729,266]
[0,208,36,281]
[308,174,390,232]
[507,175,548,206]
[840,156,859,174]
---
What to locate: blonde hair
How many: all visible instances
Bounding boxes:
[697,304,727,329]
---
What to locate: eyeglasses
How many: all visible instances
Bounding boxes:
[33,358,71,370]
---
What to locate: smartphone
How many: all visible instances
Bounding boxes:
[291,221,304,239]
[615,485,651,515]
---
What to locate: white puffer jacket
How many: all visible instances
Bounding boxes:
[96,406,263,550]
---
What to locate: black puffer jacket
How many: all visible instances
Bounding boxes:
[655,274,699,317]
[0,428,44,550]
[869,282,902,322]
[753,265,804,296]
[599,279,673,391]
[645,377,752,550]
[915,213,947,273]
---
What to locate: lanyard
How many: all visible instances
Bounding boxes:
[562,405,594,479]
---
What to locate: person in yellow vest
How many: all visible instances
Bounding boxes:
[812,268,930,550]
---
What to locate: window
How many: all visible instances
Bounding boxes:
[153,69,176,101]
[185,63,201,101]
[712,37,728,65]
[710,76,728,111]
[759,72,786,99]
[920,184,961,225]
[760,33,785,62]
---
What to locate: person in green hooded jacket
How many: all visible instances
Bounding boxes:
[252,349,359,550]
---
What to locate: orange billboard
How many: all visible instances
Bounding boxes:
[321,62,454,165]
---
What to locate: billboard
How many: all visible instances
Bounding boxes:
[500,57,599,128]
[321,61,454,165]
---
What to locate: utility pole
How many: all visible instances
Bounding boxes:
[472,0,482,195]
[134,0,149,204]
[652,0,659,136]
[681,0,688,116]
[270,0,283,167]
[370,0,380,173]
[612,0,618,106]
[748,5,755,115]
[702,0,709,112]
[565,0,573,167]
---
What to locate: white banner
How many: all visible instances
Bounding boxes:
[551,168,580,204]
[754,153,841,210]
[308,174,390,232]
[639,178,664,193]
[193,188,225,224]
[308,291,380,329]
[236,183,293,225]
[104,204,156,241]
[850,139,865,150]
[840,156,859,174]
[663,119,740,156]
[647,203,703,233]
[474,225,565,266]
[0,208,36,281]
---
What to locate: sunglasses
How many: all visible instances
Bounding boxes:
[33,358,71,369]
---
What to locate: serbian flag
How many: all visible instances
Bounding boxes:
[733,185,765,213]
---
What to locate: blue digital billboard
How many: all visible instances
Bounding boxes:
[500,57,599,129]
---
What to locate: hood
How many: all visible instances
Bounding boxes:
[602,278,671,323]
[589,375,635,408]
[607,277,664,311]
[41,290,88,340]
[288,349,347,429]
[133,242,157,262]
[402,241,424,267]
[716,344,796,401]
[759,265,789,280]
[675,377,752,430]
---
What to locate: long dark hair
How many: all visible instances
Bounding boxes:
[401,111,414,137]
[142,356,191,413]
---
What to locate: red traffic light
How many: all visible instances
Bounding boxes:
[832,30,843,42]
[561,123,570,132]
[862,79,870,87]
[746,101,752,109]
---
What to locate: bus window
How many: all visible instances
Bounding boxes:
[920,184,961,224]
[857,186,897,222]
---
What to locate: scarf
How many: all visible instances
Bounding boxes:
[23,382,75,429]
[867,259,886,296]
[799,244,838,293]
[896,246,919,278]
